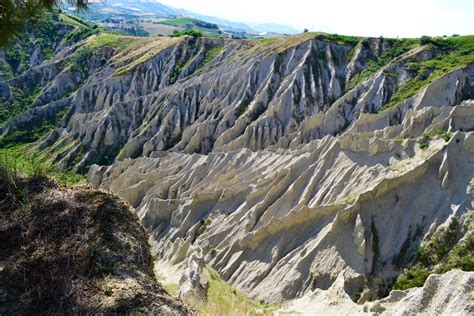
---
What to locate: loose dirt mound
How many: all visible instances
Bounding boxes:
[0,168,189,315]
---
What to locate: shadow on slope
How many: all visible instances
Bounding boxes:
[0,163,189,315]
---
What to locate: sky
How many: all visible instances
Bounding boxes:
[157,0,474,37]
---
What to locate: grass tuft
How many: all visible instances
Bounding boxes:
[190,268,280,315]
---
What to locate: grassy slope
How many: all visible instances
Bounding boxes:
[380,35,474,111]
[0,146,85,186]
[160,267,280,315]
[160,17,198,26]
[346,38,420,91]
[392,215,473,290]
[0,10,97,129]
[160,17,223,38]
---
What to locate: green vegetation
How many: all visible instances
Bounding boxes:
[237,101,250,117]
[423,129,452,142]
[0,0,89,46]
[85,33,137,50]
[0,60,14,79]
[392,268,431,290]
[0,145,85,186]
[60,13,92,28]
[437,234,474,272]
[202,45,224,66]
[170,63,184,84]
[0,104,68,148]
[0,147,46,180]
[346,39,419,91]
[259,38,279,45]
[419,129,452,150]
[66,33,141,75]
[379,35,474,112]
[420,35,433,45]
[157,16,222,38]
[161,17,197,26]
[2,9,94,81]
[419,142,430,150]
[67,46,92,74]
[5,36,31,72]
[63,27,96,44]
[190,268,279,315]
[322,34,360,46]
[171,29,203,38]
[392,217,474,290]
[417,219,461,266]
[0,86,42,128]
[113,37,181,76]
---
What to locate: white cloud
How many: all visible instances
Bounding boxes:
[157,0,474,37]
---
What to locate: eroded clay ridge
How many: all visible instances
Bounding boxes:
[90,82,474,304]
[5,33,473,172]
[2,28,474,312]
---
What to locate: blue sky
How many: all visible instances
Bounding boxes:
[158,0,474,37]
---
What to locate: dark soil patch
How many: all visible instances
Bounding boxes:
[0,168,189,315]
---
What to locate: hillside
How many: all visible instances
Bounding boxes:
[62,0,294,38]
[0,161,189,314]
[1,11,474,314]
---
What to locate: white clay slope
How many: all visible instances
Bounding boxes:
[279,269,473,315]
[89,64,474,312]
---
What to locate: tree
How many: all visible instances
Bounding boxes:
[303,28,309,33]
[420,35,432,45]
[0,0,90,46]
[171,29,203,38]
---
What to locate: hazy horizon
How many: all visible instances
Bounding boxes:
[157,0,474,37]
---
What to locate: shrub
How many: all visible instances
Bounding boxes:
[393,268,431,290]
[419,142,429,149]
[420,35,432,45]
[171,29,203,38]
[442,131,452,142]
[423,129,452,142]
[392,218,472,291]
[418,219,459,266]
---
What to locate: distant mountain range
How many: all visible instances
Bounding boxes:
[64,0,300,37]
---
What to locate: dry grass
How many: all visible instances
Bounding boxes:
[188,268,279,316]
[0,168,189,315]
[113,36,182,76]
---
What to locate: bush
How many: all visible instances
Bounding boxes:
[420,35,432,45]
[393,268,431,290]
[392,218,472,291]
[418,219,459,266]
[419,36,451,50]
[423,129,452,142]
[419,141,429,149]
[171,29,203,38]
